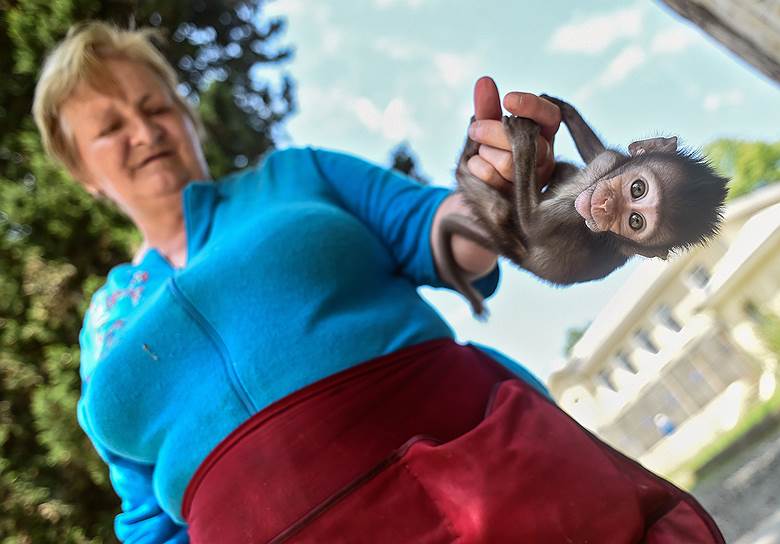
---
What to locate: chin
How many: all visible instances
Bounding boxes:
[584,218,599,232]
[139,172,188,196]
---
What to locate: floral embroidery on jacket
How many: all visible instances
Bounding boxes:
[83,269,152,381]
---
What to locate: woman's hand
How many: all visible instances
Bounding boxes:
[431,77,563,285]
[466,76,561,192]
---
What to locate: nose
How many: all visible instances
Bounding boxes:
[129,114,163,147]
[595,194,615,215]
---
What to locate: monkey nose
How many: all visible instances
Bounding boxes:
[596,197,611,213]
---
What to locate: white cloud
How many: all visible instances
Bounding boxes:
[265,0,304,16]
[375,0,426,8]
[650,25,700,54]
[433,52,478,88]
[321,28,344,54]
[372,37,424,61]
[547,6,644,54]
[352,96,423,140]
[574,45,647,102]
[299,85,423,142]
[599,45,647,85]
[703,90,745,111]
[266,2,344,56]
[353,97,383,131]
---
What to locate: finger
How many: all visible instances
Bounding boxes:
[478,144,514,182]
[503,92,561,141]
[468,119,510,151]
[467,154,511,194]
[473,76,501,121]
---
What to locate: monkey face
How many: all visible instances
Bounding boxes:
[574,166,662,243]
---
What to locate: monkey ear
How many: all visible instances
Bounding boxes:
[628,137,678,156]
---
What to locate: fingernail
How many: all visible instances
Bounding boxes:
[504,93,521,110]
[468,122,478,139]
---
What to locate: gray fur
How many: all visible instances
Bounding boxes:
[438,95,728,317]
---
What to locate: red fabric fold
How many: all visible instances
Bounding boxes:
[183,339,723,543]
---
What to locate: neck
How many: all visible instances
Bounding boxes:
[129,191,188,267]
[543,188,588,230]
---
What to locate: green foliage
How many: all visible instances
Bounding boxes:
[0,0,294,540]
[704,139,780,201]
[758,312,780,356]
[563,323,589,357]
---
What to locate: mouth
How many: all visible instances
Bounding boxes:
[574,184,597,228]
[136,151,172,169]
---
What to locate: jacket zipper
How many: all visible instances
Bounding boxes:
[168,278,257,415]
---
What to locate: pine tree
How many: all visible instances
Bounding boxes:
[0,1,294,541]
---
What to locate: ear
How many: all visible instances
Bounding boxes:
[628,136,678,156]
[68,163,103,198]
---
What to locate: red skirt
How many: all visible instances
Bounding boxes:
[182,339,723,543]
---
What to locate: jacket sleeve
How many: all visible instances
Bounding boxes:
[305,147,500,296]
[78,307,189,543]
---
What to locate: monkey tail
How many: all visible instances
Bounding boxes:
[438,213,498,318]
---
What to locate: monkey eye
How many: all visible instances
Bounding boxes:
[630,179,646,199]
[629,212,644,231]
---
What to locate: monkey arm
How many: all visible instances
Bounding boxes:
[540,94,606,164]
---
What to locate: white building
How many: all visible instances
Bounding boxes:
[548,183,780,477]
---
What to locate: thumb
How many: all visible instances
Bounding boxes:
[473,76,501,121]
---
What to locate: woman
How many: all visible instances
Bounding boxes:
[34,21,723,544]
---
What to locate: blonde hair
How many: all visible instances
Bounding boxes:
[32,20,205,174]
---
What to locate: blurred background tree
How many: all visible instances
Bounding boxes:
[0,0,294,541]
[388,141,430,185]
[704,139,780,201]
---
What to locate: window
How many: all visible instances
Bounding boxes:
[688,265,711,288]
[634,330,659,354]
[615,351,637,373]
[656,305,682,332]
[668,359,718,410]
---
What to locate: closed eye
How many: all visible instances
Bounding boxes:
[100,121,121,136]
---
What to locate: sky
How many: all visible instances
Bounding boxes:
[261,0,779,382]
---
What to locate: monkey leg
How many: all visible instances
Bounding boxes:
[503,116,540,235]
[539,94,606,164]
[438,214,499,318]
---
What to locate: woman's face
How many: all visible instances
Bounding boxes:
[60,57,209,214]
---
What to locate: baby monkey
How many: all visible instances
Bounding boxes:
[438,95,729,316]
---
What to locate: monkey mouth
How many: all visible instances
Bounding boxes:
[577,183,616,232]
[575,184,598,230]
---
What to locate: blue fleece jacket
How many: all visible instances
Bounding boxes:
[77,147,547,542]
